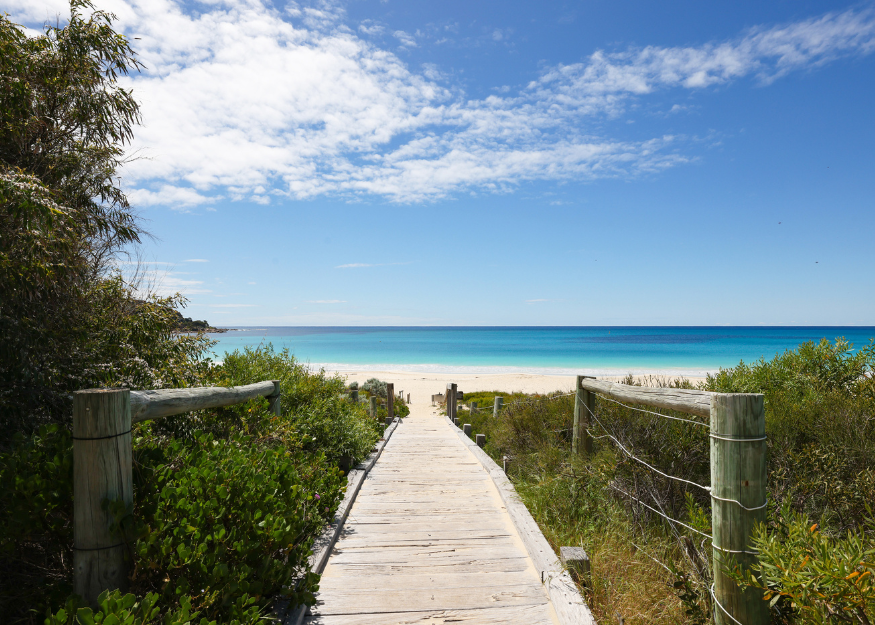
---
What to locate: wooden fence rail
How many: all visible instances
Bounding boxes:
[73,381,281,607]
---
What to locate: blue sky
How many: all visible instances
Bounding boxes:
[11,0,875,325]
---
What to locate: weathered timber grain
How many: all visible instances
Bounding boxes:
[572,376,595,455]
[579,378,712,418]
[130,381,276,423]
[446,412,597,625]
[710,393,768,625]
[73,389,132,607]
[387,383,395,421]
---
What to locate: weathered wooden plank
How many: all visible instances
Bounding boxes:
[341,521,509,535]
[316,570,536,592]
[312,583,548,614]
[335,535,517,550]
[323,557,533,576]
[329,545,526,565]
[578,378,712,418]
[444,413,596,625]
[130,381,277,423]
[304,603,555,625]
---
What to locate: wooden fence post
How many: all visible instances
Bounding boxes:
[386,383,394,421]
[73,389,133,608]
[463,423,472,438]
[268,380,281,416]
[407,393,410,403]
[350,389,359,403]
[573,376,595,456]
[470,401,478,416]
[493,396,503,418]
[710,393,768,625]
[370,396,377,420]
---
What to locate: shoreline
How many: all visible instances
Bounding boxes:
[328,369,708,404]
[308,361,717,379]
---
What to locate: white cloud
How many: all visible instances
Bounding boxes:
[128,184,215,208]
[11,1,875,204]
[358,19,384,36]
[393,29,416,48]
[307,299,347,304]
[184,258,209,263]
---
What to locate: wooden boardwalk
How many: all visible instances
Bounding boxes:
[305,403,560,625]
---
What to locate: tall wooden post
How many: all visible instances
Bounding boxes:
[267,380,281,416]
[493,396,503,418]
[710,394,768,625]
[73,389,133,608]
[407,393,410,403]
[450,383,458,422]
[573,376,594,456]
[471,401,478,416]
[370,396,377,420]
[386,383,394,421]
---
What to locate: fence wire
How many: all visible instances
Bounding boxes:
[583,401,712,493]
[596,394,710,428]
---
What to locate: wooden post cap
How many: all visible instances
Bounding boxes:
[560,546,591,584]
[476,433,486,448]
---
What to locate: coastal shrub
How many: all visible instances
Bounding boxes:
[129,433,344,623]
[208,345,382,465]
[44,590,201,625]
[728,506,875,624]
[361,378,387,398]
[704,337,875,531]
[0,425,75,619]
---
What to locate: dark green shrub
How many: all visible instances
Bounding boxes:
[0,425,74,621]
[130,433,344,623]
[44,590,202,625]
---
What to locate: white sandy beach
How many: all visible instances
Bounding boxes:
[332,370,706,407]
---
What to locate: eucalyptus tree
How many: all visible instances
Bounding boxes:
[0,1,155,434]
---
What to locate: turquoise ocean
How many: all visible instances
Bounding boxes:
[207,327,875,377]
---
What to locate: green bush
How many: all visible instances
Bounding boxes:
[729,506,875,624]
[130,433,344,624]
[361,378,387,398]
[45,590,201,625]
[0,425,75,619]
[209,345,381,465]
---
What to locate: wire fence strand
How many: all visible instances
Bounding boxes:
[608,484,713,540]
[583,402,712,493]
[596,394,710,428]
